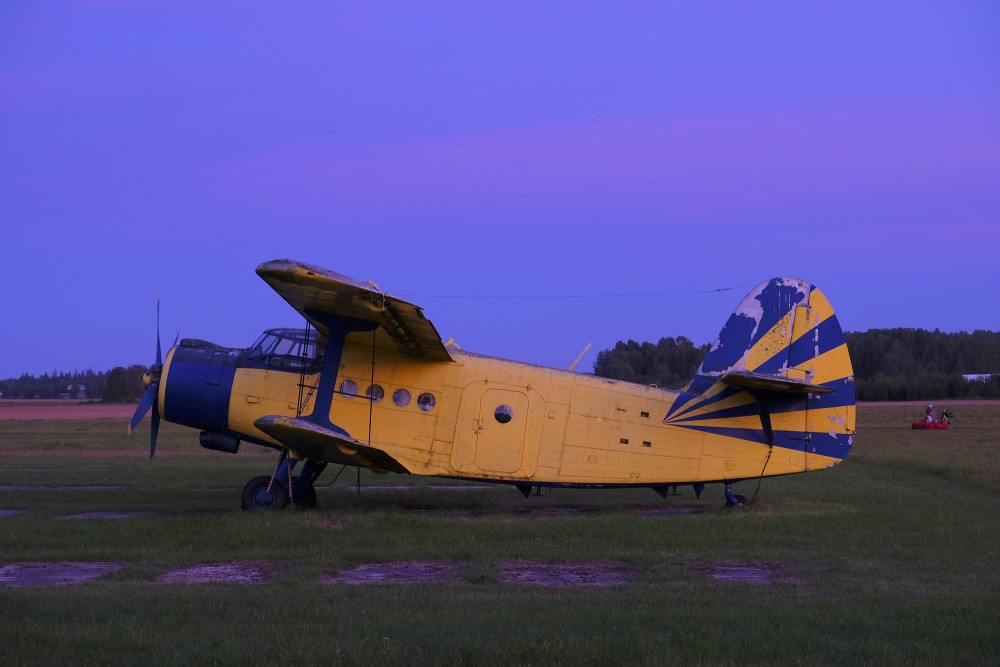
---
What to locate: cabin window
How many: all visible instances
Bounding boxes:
[340,380,358,397]
[417,392,436,412]
[366,385,384,403]
[494,405,513,424]
[640,411,650,418]
[620,438,630,445]
[246,328,324,372]
[393,388,411,407]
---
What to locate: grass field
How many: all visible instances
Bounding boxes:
[1,403,998,665]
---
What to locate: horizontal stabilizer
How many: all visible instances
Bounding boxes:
[721,371,835,395]
[253,415,409,474]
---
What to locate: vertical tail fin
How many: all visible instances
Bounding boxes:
[666,278,856,467]
[692,278,854,396]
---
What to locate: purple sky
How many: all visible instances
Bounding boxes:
[2,1,999,379]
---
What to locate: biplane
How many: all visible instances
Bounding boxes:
[130,260,856,510]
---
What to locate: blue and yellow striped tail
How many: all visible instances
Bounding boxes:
[665,278,855,469]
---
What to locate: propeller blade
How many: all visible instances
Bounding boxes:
[130,294,166,452]
[129,383,158,433]
[149,400,160,458]
[156,294,163,366]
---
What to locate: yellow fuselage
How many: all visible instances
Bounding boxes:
[221,338,850,486]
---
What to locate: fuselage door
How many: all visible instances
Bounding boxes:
[474,389,529,474]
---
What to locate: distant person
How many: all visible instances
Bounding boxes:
[924,404,935,424]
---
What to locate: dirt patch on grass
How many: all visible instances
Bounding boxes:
[61,511,148,520]
[400,507,491,517]
[390,505,602,519]
[689,560,792,584]
[371,504,709,519]
[324,561,461,585]
[158,561,274,584]
[500,560,632,586]
[633,505,711,516]
[511,506,601,518]
[0,561,127,586]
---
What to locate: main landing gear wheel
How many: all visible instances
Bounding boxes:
[292,477,317,510]
[241,475,289,511]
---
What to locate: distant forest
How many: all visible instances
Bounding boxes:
[592,329,1000,401]
[2,329,999,402]
[845,329,1000,400]
[0,365,147,403]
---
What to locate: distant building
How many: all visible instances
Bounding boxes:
[64,384,89,399]
[963,374,995,382]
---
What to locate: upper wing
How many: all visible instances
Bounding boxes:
[256,259,452,362]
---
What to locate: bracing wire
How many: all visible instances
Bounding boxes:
[668,291,704,338]
[398,285,752,300]
[400,283,753,348]
[295,321,312,417]
[316,464,347,492]
[749,446,773,505]
[360,297,382,496]
[368,326,376,447]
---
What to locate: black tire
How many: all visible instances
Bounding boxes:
[292,477,318,510]
[241,475,289,511]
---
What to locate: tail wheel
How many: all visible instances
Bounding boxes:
[241,475,289,511]
[725,494,748,508]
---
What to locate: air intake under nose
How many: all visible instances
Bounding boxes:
[162,342,239,434]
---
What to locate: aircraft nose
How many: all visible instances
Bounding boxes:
[161,340,239,433]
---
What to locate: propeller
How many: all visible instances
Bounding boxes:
[128,295,163,457]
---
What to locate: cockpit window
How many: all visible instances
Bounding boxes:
[246,328,324,372]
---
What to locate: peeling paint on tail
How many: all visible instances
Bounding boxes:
[666,277,856,464]
[690,278,813,394]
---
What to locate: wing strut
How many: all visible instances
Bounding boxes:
[302,311,378,431]
[252,311,408,474]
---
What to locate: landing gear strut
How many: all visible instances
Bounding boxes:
[724,482,747,508]
[291,459,326,510]
[292,476,318,509]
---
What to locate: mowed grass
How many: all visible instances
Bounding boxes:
[1,404,998,666]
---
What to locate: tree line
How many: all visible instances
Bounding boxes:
[845,329,1000,400]
[3,328,998,402]
[0,365,147,403]
[592,337,711,391]
[592,329,1000,401]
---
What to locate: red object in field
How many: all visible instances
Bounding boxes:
[911,420,949,430]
